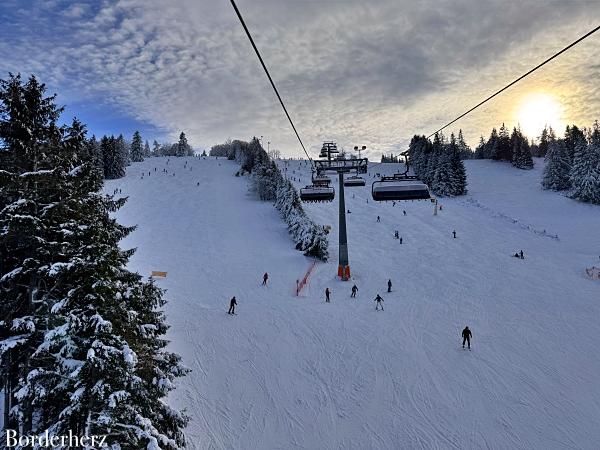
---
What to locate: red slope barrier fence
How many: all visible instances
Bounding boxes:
[296,260,317,296]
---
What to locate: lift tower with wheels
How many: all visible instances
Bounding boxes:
[311,142,368,280]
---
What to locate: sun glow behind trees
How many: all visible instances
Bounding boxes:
[516,93,565,139]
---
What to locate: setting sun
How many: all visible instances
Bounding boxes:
[516,93,564,140]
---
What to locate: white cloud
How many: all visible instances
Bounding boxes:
[0,0,598,155]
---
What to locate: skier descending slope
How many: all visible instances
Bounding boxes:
[374,294,384,311]
[351,284,358,298]
[325,288,331,303]
[387,279,392,292]
[228,296,237,315]
[462,326,472,349]
[262,272,269,285]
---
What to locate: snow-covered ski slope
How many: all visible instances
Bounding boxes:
[106,156,599,450]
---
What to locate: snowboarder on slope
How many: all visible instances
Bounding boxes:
[228,296,237,315]
[387,279,392,293]
[462,326,472,349]
[403,210,406,216]
[374,294,384,311]
[351,284,358,298]
[262,272,269,285]
[325,288,331,303]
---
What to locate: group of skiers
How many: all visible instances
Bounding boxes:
[323,279,392,311]
[227,271,474,347]
[513,250,525,259]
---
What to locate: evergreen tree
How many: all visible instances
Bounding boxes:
[101,135,127,179]
[474,136,486,159]
[541,137,571,190]
[535,126,551,157]
[432,145,453,196]
[494,123,511,161]
[511,127,534,169]
[0,74,188,447]
[484,128,498,159]
[457,129,472,159]
[564,124,585,163]
[130,130,144,162]
[0,73,65,432]
[569,123,600,204]
[449,135,468,195]
[144,139,151,157]
[431,134,468,196]
[177,132,192,157]
[86,135,104,173]
[152,139,161,156]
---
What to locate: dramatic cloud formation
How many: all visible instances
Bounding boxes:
[0,0,598,156]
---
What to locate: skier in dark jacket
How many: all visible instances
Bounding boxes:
[387,279,392,292]
[228,296,237,315]
[453,230,457,238]
[462,326,472,349]
[374,294,384,311]
[519,250,524,259]
[262,272,269,285]
[351,284,358,298]
[325,288,331,303]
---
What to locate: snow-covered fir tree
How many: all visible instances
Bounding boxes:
[431,134,467,196]
[494,123,511,161]
[569,123,600,204]
[130,130,145,162]
[0,73,188,448]
[449,135,468,194]
[541,137,571,190]
[101,135,127,179]
[144,139,151,158]
[474,136,486,159]
[564,124,585,162]
[511,127,534,169]
[485,128,499,159]
[0,73,66,433]
[177,132,193,156]
[432,145,453,196]
[457,129,472,160]
[152,139,161,156]
[86,135,104,172]
[533,126,552,157]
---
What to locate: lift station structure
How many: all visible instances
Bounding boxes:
[302,142,368,280]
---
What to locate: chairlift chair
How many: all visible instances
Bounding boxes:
[300,185,335,202]
[344,175,366,187]
[372,175,431,201]
[312,173,332,186]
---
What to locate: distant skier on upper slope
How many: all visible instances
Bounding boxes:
[462,326,472,349]
[374,294,384,311]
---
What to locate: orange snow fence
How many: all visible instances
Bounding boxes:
[585,267,600,280]
[151,271,168,278]
[296,260,317,296]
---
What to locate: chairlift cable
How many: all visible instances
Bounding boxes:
[229,0,314,166]
[427,24,600,139]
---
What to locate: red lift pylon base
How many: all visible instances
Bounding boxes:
[338,265,350,280]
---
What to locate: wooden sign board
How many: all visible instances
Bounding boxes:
[151,271,167,278]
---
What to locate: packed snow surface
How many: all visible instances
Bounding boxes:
[106,156,600,450]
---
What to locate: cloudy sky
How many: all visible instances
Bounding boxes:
[0,0,598,157]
